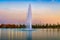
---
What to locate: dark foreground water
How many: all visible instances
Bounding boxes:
[0,28,60,40]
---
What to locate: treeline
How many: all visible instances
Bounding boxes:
[32,24,60,28]
[0,24,60,28]
[0,24,26,28]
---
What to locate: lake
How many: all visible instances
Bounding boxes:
[0,28,60,40]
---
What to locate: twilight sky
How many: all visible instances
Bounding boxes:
[0,0,60,24]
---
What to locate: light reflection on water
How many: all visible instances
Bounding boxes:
[0,28,60,40]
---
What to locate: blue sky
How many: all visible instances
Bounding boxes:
[0,0,60,2]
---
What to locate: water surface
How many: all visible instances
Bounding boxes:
[0,28,60,40]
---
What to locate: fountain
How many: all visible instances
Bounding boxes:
[25,4,32,40]
[26,4,32,30]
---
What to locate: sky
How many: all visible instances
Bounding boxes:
[0,0,60,24]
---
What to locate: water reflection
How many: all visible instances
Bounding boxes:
[0,28,60,40]
[26,31,32,40]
